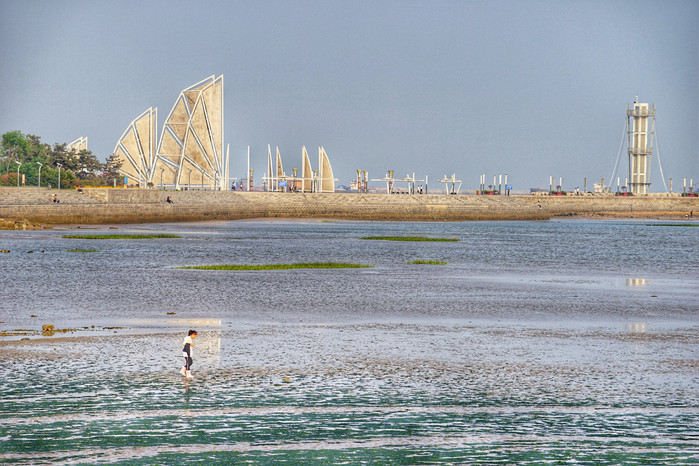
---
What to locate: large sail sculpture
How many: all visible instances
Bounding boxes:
[114,75,227,190]
[113,108,157,186]
[155,75,226,190]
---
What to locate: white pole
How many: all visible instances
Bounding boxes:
[225,144,229,190]
[247,145,250,191]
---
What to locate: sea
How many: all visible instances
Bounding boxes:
[1,218,697,464]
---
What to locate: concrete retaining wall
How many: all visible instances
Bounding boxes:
[0,188,696,225]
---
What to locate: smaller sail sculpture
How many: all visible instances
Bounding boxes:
[265,145,289,191]
[264,145,336,192]
[301,146,313,193]
[113,107,157,186]
[318,147,337,193]
[67,137,88,153]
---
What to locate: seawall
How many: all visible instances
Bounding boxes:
[0,187,696,226]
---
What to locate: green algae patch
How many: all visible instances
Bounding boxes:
[177,262,374,270]
[360,236,459,242]
[62,234,181,239]
[408,260,448,265]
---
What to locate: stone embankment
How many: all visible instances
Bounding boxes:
[0,187,696,226]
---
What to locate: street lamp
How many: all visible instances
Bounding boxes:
[37,162,43,188]
[15,161,22,188]
[57,163,62,190]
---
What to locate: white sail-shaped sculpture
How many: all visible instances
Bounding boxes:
[114,107,157,186]
[155,75,226,190]
[301,146,313,192]
[318,147,336,193]
[67,137,88,153]
[276,147,284,182]
[266,145,274,191]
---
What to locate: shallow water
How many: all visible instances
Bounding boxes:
[1,219,697,463]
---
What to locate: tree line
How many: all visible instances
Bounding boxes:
[0,130,123,189]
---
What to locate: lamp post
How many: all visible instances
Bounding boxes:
[37,162,43,188]
[57,163,62,190]
[15,161,22,188]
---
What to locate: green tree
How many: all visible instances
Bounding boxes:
[103,153,124,186]
[50,143,77,171]
[75,149,102,179]
[42,165,76,189]
[20,161,46,187]
[1,130,31,173]
[26,134,50,162]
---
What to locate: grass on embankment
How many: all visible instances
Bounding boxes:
[408,260,448,265]
[176,262,374,270]
[360,236,459,242]
[62,234,182,239]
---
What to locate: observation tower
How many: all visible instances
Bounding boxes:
[627,101,655,194]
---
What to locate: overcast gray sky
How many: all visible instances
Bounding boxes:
[1,0,696,191]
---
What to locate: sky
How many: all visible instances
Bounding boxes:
[1,0,696,191]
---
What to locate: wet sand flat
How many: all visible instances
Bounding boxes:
[1,219,697,463]
[1,317,697,464]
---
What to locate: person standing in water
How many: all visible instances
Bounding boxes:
[180,330,197,378]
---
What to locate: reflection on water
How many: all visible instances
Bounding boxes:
[626,322,647,334]
[0,219,697,463]
[625,278,649,287]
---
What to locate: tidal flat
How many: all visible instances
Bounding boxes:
[1,219,697,463]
